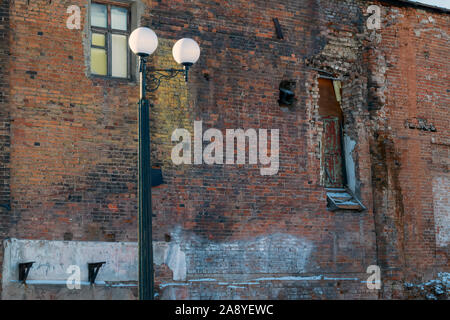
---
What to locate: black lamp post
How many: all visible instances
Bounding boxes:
[128,27,200,300]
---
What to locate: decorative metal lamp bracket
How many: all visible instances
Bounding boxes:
[140,57,192,93]
[88,262,106,285]
[19,262,34,284]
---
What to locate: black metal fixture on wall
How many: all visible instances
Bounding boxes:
[18,262,34,284]
[278,80,296,107]
[128,27,200,300]
[88,262,106,285]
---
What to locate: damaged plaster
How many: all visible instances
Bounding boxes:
[1,238,188,299]
[432,176,450,247]
[2,231,313,298]
[153,242,186,281]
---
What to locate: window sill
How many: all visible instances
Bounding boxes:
[325,187,366,211]
[89,73,136,84]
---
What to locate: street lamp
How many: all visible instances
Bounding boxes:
[128,27,200,300]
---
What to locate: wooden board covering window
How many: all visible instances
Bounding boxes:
[319,78,345,187]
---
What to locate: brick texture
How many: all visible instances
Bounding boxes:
[0,0,11,294]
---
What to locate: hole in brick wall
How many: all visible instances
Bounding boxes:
[63,232,73,241]
[105,233,116,242]
[278,80,296,108]
[203,72,210,81]
[68,194,82,202]
[26,70,37,79]
[164,234,171,242]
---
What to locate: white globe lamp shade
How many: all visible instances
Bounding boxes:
[172,38,200,65]
[128,27,158,56]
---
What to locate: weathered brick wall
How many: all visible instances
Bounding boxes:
[365,2,449,298]
[0,1,141,297]
[148,0,379,299]
[0,0,11,297]
[5,0,140,243]
[0,0,448,299]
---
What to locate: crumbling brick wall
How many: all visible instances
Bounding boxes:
[147,0,381,299]
[364,2,449,298]
[0,0,448,300]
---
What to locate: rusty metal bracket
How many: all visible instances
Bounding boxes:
[19,262,34,284]
[88,262,106,285]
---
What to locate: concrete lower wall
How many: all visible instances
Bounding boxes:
[1,238,138,299]
[3,283,137,300]
[2,237,377,300]
[2,238,187,300]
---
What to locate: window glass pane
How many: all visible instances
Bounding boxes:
[111,7,128,30]
[91,3,107,28]
[91,48,107,75]
[111,34,127,78]
[92,33,105,47]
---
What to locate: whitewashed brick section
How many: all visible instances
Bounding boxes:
[433,176,450,247]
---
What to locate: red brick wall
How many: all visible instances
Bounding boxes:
[5,0,140,242]
[0,0,448,299]
[365,2,449,298]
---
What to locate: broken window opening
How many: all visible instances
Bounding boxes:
[317,76,366,211]
[278,80,296,107]
[318,78,346,188]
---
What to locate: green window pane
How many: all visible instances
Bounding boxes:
[91,48,107,75]
[111,34,127,78]
[111,7,128,30]
[91,3,107,28]
[92,33,105,47]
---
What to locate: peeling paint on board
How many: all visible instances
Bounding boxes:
[344,135,357,193]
